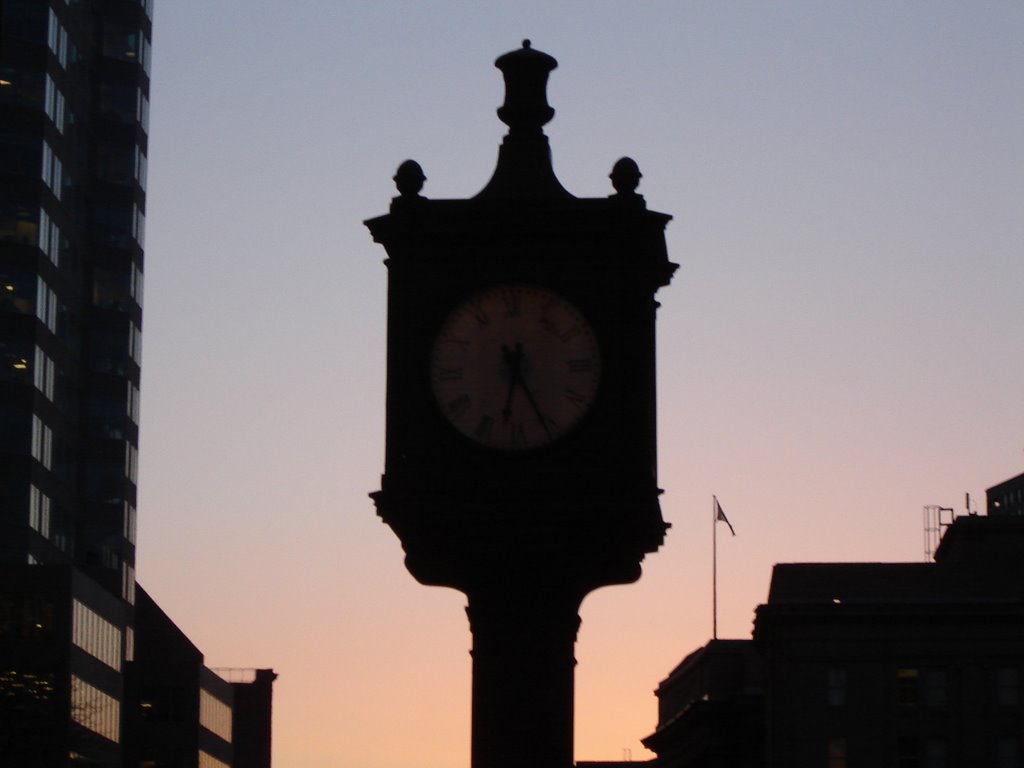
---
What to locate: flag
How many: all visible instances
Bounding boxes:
[714,497,736,536]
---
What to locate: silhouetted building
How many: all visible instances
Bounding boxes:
[0,563,130,766]
[631,502,1024,768]
[124,587,234,768]
[640,640,763,768]
[987,471,1024,517]
[1,1,153,762]
[1,0,151,594]
[224,669,278,768]
[1,4,276,765]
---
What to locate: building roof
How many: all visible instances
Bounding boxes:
[765,515,1024,608]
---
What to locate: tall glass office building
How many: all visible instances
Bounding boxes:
[1,0,154,763]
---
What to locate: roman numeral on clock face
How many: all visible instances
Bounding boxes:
[437,367,463,381]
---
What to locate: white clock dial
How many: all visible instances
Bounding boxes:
[431,284,601,450]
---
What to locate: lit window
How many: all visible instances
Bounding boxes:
[897,667,920,706]
[828,738,847,768]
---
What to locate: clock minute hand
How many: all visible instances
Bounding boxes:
[513,360,553,439]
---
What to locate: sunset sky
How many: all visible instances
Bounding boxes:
[136,4,1023,767]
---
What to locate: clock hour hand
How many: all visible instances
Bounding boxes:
[500,343,522,422]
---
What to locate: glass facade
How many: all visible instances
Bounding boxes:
[1,0,151,592]
[199,750,232,768]
[71,674,120,743]
[200,687,234,742]
[1,0,152,762]
[72,598,123,671]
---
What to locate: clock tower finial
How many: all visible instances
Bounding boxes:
[478,40,569,199]
[494,39,557,134]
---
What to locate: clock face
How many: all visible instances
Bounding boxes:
[431,284,601,450]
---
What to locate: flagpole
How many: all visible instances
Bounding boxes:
[712,495,718,640]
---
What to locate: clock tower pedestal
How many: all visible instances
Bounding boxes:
[468,586,580,768]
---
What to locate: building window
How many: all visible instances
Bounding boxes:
[122,563,136,605]
[126,381,141,424]
[28,484,51,538]
[999,738,1019,768]
[123,502,137,545]
[41,141,62,200]
[125,443,138,484]
[31,415,53,469]
[828,668,846,706]
[141,34,153,76]
[926,739,946,768]
[897,668,920,706]
[828,737,847,768]
[898,735,919,768]
[925,669,946,707]
[998,668,1019,706]
[136,90,150,134]
[43,74,65,133]
[47,9,68,69]
[134,145,148,190]
[1,268,34,313]
[199,689,233,742]
[128,321,142,365]
[38,209,60,266]
[71,676,120,743]
[36,277,57,333]
[34,346,55,400]
[132,203,146,247]
[199,751,230,768]
[101,22,141,62]
[130,261,144,306]
[72,599,122,671]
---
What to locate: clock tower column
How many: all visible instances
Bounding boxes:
[365,41,677,768]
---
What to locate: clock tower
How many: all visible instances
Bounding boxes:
[365,41,677,768]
